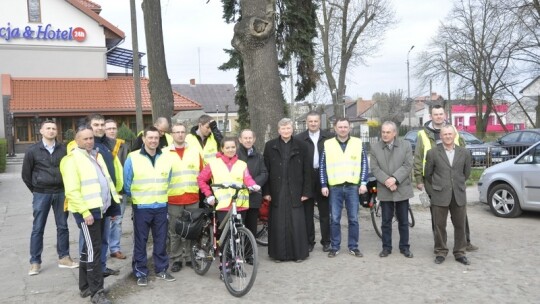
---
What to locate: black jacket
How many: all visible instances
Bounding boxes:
[263,137,312,208]
[189,120,223,148]
[294,129,334,170]
[237,145,268,208]
[22,141,67,193]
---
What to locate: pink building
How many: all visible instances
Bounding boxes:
[452,104,525,133]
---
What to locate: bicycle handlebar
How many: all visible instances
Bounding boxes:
[210,183,248,190]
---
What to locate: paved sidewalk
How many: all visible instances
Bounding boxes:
[0,163,494,303]
[0,162,133,304]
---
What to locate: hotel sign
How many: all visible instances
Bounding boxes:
[0,23,86,42]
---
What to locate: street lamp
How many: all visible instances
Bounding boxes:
[407,45,415,127]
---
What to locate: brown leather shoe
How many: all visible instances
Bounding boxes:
[110,251,127,259]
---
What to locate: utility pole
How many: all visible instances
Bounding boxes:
[445,43,452,123]
[407,45,415,127]
[130,0,143,131]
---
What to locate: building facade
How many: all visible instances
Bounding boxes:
[0,0,202,153]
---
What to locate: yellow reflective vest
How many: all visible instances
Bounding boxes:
[186,133,218,165]
[60,148,120,219]
[418,127,461,175]
[324,137,363,186]
[208,159,250,211]
[128,151,172,206]
[167,144,200,197]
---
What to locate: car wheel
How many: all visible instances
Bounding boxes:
[487,184,522,218]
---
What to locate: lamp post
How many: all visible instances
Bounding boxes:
[407,45,415,127]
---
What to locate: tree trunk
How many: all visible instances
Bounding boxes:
[536,96,540,128]
[232,0,285,149]
[142,0,174,123]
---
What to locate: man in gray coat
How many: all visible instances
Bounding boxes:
[425,125,472,265]
[370,121,414,258]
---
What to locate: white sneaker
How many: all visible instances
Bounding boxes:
[28,263,41,276]
[58,256,79,269]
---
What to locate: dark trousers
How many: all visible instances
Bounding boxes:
[132,206,169,278]
[305,169,330,246]
[380,200,410,252]
[79,218,104,296]
[244,208,259,237]
[432,195,467,258]
[430,197,472,243]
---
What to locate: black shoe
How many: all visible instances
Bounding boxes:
[379,249,391,257]
[102,267,119,277]
[90,289,111,304]
[400,249,414,258]
[79,288,91,298]
[136,276,148,287]
[322,244,331,252]
[328,250,339,258]
[455,256,470,265]
[308,243,315,252]
[434,256,445,264]
[171,261,182,272]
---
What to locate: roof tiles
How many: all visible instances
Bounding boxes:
[9,76,202,115]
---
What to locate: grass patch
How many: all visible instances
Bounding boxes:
[466,168,484,186]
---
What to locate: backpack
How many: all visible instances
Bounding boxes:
[174,208,209,240]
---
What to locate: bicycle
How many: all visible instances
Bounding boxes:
[364,177,415,239]
[190,183,259,297]
[255,198,270,246]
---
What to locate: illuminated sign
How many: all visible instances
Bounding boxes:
[0,23,86,42]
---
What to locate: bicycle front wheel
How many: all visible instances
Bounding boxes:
[255,220,268,246]
[370,201,382,239]
[190,222,214,275]
[408,207,415,228]
[222,226,259,297]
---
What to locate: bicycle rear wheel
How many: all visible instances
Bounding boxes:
[190,221,214,275]
[408,207,415,228]
[255,220,268,246]
[370,201,382,239]
[222,226,258,297]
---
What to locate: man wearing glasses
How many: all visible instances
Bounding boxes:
[104,119,130,260]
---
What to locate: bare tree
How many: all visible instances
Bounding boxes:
[372,90,405,126]
[141,0,174,122]
[316,0,395,118]
[415,0,530,138]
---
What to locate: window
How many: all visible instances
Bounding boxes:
[15,118,30,142]
[454,116,464,127]
[27,0,41,23]
[520,132,540,143]
[217,119,231,132]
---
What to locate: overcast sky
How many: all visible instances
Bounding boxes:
[99,0,454,102]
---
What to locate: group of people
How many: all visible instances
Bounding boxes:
[22,106,479,304]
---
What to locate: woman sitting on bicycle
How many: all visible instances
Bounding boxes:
[197,137,260,223]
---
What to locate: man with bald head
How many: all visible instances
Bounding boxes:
[60,125,120,303]
[132,117,173,151]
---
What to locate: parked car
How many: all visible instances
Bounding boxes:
[487,129,540,161]
[402,129,501,166]
[478,141,540,218]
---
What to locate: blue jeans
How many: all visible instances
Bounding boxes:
[381,200,410,252]
[30,192,69,264]
[329,185,360,251]
[109,194,127,254]
[79,216,111,271]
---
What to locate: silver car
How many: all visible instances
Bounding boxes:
[478,141,540,217]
